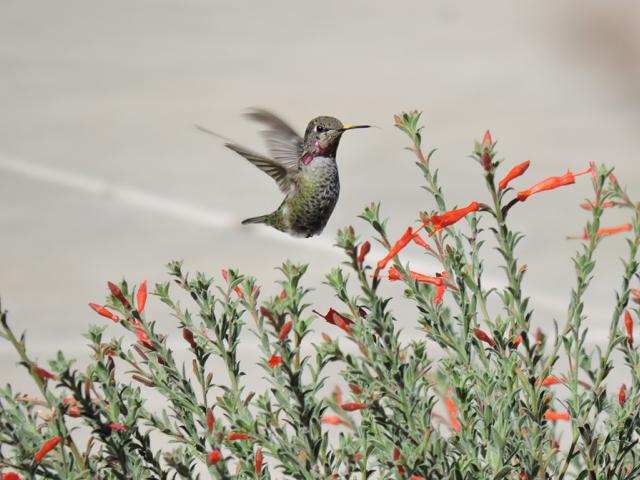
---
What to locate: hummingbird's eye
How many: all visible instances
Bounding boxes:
[315,125,326,133]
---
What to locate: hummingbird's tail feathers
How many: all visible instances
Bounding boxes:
[224,143,292,194]
[241,214,269,225]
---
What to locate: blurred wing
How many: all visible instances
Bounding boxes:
[224,142,292,193]
[245,108,303,170]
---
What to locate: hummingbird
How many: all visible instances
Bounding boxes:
[201,109,370,238]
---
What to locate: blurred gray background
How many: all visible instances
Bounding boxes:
[1,1,639,408]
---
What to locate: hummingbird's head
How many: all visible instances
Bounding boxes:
[303,116,370,158]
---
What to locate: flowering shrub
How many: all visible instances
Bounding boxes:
[1,112,639,479]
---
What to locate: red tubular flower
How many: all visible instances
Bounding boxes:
[516,167,592,202]
[422,202,480,237]
[226,432,252,441]
[259,306,274,324]
[410,477,426,480]
[482,130,492,147]
[268,354,282,368]
[498,160,530,190]
[434,272,448,304]
[349,383,362,394]
[137,281,147,314]
[358,240,371,264]
[382,266,444,287]
[341,402,367,412]
[255,448,263,476]
[376,227,415,270]
[444,396,461,432]
[135,328,154,350]
[33,366,56,381]
[108,282,131,309]
[512,335,522,348]
[3,472,21,480]
[580,201,614,210]
[182,328,197,349]
[568,224,632,240]
[64,397,80,417]
[473,328,495,347]
[598,224,632,237]
[393,447,404,476]
[544,410,570,421]
[207,450,222,465]
[207,408,215,433]
[624,310,633,345]
[412,233,433,252]
[34,435,62,463]
[277,321,292,341]
[540,376,567,387]
[108,423,128,431]
[89,303,119,322]
[313,309,354,335]
[334,386,343,405]
[631,288,640,304]
[321,416,346,426]
[619,384,627,407]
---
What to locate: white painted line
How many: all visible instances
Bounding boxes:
[0,154,234,229]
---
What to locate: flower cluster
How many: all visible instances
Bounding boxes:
[1,112,638,479]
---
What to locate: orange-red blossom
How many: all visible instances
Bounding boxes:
[580,201,614,210]
[226,432,252,441]
[544,410,570,421]
[255,448,263,476]
[383,266,444,287]
[135,328,154,350]
[207,409,215,433]
[445,395,461,432]
[341,402,367,412]
[2,472,21,480]
[137,280,147,314]
[108,281,131,309]
[108,423,128,431]
[277,321,293,341]
[34,435,62,463]
[498,160,530,190]
[208,450,222,465]
[619,384,627,407]
[516,167,593,202]
[182,328,197,349]
[33,366,56,381]
[376,227,415,271]
[358,240,371,264]
[473,328,495,348]
[568,223,632,240]
[539,376,567,387]
[313,308,354,335]
[422,202,481,237]
[89,303,119,322]
[625,310,634,345]
[268,354,282,368]
[322,415,347,426]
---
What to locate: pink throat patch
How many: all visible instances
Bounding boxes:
[302,153,315,165]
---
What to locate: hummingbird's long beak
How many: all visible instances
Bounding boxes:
[340,124,370,132]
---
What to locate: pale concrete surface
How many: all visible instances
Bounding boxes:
[1,0,639,450]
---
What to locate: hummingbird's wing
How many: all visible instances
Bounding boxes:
[245,109,304,171]
[224,142,293,193]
